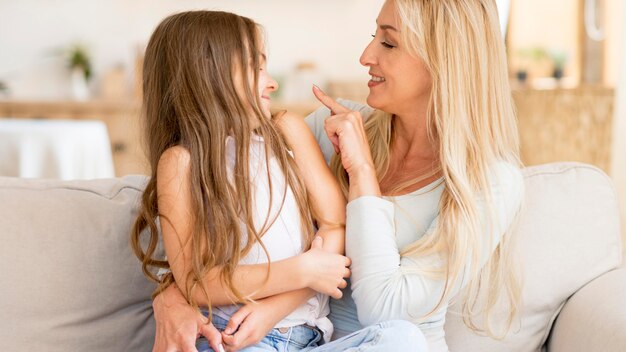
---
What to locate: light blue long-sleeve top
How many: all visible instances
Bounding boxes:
[305,100,524,352]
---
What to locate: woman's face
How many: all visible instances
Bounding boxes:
[360,0,432,117]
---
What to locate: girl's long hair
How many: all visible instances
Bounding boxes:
[331,0,522,338]
[130,11,314,315]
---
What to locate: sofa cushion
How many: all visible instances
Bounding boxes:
[0,175,159,352]
[547,261,626,351]
[445,162,623,351]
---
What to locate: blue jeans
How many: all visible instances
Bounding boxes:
[196,314,323,352]
[303,320,427,351]
[197,315,427,351]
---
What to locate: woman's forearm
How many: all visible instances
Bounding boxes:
[347,163,381,201]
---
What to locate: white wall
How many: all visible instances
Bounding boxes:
[0,0,384,100]
[611,0,626,244]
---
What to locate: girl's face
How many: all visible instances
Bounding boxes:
[256,53,278,117]
[234,46,277,123]
[359,0,432,117]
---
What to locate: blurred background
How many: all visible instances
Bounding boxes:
[0,0,624,237]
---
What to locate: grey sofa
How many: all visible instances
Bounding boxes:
[0,162,624,351]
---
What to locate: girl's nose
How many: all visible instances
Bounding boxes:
[267,76,278,92]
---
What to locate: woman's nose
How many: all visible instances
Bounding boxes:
[360,40,376,67]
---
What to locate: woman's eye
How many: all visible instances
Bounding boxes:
[371,33,395,48]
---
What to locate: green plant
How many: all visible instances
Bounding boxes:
[515,47,548,64]
[513,47,548,76]
[547,49,568,70]
[67,45,92,80]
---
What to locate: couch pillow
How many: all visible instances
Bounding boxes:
[444,162,622,351]
[0,175,160,352]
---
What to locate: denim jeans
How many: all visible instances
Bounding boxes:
[197,314,427,351]
[196,314,323,352]
[303,320,427,351]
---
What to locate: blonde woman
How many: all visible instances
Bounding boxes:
[153,0,524,351]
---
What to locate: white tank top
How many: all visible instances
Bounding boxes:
[213,135,332,341]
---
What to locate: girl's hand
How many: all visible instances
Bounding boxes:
[152,284,224,352]
[312,85,380,200]
[301,236,351,299]
[220,297,283,351]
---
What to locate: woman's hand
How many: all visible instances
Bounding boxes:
[220,296,284,351]
[300,236,351,299]
[152,283,224,352]
[312,85,381,200]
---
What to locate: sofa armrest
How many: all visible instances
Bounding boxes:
[548,262,626,352]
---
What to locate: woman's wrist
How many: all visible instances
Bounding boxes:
[159,282,184,304]
[348,163,381,201]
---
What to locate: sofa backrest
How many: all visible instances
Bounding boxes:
[445,162,623,351]
[0,162,622,352]
[0,175,158,352]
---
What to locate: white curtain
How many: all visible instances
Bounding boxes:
[495,0,511,36]
[610,0,626,243]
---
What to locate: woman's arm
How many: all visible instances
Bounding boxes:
[156,146,348,306]
[152,283,224,352]
[310,86,381,201]
[307,89,525,326]
[347,162,524,326]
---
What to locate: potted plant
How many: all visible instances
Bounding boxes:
[0,80,8,98]
[67,44,92,100]
[548,49,568,81]
[514,47,547,85]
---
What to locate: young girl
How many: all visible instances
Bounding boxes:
[130,11,352,351]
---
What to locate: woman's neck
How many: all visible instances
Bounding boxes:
[391,113,437,162]
[379,113,440,196]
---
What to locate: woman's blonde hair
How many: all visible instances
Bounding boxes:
[331,0,521,338]
[130,11,314,316]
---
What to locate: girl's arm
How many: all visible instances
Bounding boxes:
[274,110,347,255]
[157,146,348,306]
[218,113,349,351]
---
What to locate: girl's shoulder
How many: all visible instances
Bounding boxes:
[157,145,192,179]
